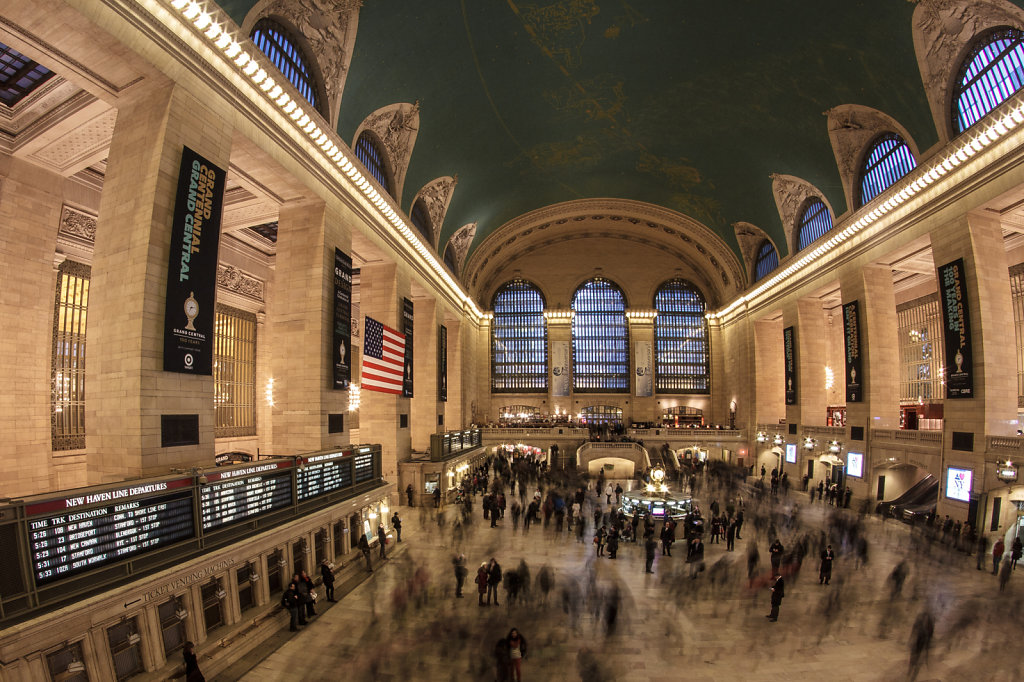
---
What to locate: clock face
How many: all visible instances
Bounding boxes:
[185,298,198,318]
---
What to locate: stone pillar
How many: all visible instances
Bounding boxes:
[444,317,462,428]
[411,296,440,449]
[87,84,233,481]
[626,310,656,424]
[545,311,573,419]
[0,157,64,497]
[784,298,828,428]
[358,262,411,480]
[753,317,784,426]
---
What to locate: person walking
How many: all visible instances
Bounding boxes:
[1012,536,1022,570]
[993,537,1005,575]
[769,538,784,575]
[377,524,388,559]
[298,570,316,618]
[506,628,527,682]
[644,536,657,573]
[819,545,835,585]
[487,558,503,605]
[358,533,372,572]
[183,641,204,682]
[391,511,402,542]
[735,510,744,539]
[320,559,336,602]
[453,554,468,598]
[726,518,736,551]
[605,482,614,505]
[766,574,785,622]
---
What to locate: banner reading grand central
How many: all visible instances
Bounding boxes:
[163,146,226,375]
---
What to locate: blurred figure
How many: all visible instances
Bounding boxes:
[506,627,527,682]
[453,553,467,598]
[993,537,1005,574]
[907,610,934,681]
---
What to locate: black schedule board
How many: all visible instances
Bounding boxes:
[354,450,375,484]
[200,465,293,531]
[297,451,354,501]
[29,489,194,586]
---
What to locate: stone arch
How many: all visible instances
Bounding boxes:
[769,174,837,255]
[444,222,476,279]
[410,176,458,249]
[733,222,780,286]
[353,102,420,203]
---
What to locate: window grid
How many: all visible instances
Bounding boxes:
[201,579,223,632]
[572,278,628,392]
[1009,265,1024,406]
[954,28,1024,134]
[250,19,318,110]
[107,618,143,681]
[859,133,916,207]
[896,295,945,404]
[0,42,54,107]
[580,405,624,424]
[797,198,833,250]
[410,200,432,243]
[754,240,779,282]
[52,261,90,451]
[355,133,392,195]
[158,597,186,657]
[214,305,257,437]
[654,280,710,393]
[491,280,548,393]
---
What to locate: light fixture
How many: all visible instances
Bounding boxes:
[772,434,784,446]
[827,440,842,454]
[175,607,188,621]
[804,437,817,450]
[756,431,768,443]
[824,366,835,391]
[349,384,361,412]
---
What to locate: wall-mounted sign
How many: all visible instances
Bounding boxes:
[635,340,653,397]
[997,463,1018,483]
[439,325,448,402]
[784,326,797,405]
[402,298,414,398]
[785,443,797,464]
[551,341,570,397]
[945,466,973,502]
[842,300,862,403]
[847,452,864,478]
[937,258,973,399]
[332,249,352,390]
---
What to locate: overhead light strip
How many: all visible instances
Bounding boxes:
[163,0,483,319]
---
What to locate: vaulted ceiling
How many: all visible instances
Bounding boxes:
[216,0,1022,264]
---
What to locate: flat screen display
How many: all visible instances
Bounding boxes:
[785,443,797,464]
[847,452,864,478]
[946,467,973,502]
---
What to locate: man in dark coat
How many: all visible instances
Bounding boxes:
[769,538,784,574]
[819,545,835,585]
[767,574,785,622]
[377,524,387,559]
[358,533,372,572]
[487,558,503,605]
[392,511,402,542]
[735,510,744,539]
[644,536,657,573]
[726,519,736,551]
[320,559,336,602]
[405,483,414,506]
[281,578,305,630]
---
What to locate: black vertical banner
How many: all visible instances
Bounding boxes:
[332,248,352,390]
[439,325,448,402]
[402,298,414,398]
[784,326,797,405]
[163,146,226,375]
[842,300,862,403]
[937,258,974,399]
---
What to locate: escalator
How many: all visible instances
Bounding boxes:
[875,474,937,517]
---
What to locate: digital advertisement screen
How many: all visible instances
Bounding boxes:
[847,452,864,478]
[785,443,797,464]
[946,467,973,502]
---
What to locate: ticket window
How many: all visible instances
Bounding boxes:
[107,617,144,681]
[266,549,284,594]
[201,578,225,634]
[236,564,256,613]
[333,520,346,557]
[45,640,88,682]
[292,539,307,576]
[349,514,361,547]
[158,595,188,659]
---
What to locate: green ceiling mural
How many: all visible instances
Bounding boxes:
[215,0,1022,260]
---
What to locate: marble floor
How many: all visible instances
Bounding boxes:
[227,482,1024,682]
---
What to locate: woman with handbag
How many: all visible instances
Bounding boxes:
[299,570,316,618]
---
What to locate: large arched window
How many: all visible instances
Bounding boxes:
[572,278,628,392]
[491,280,547,392]
[753,240,779,282]
[796,198,833,250]
[654,279,709,393]
[859,133,916,206]
[953,27,1024,135]
[355,132,393,196]
[410,199,432,243]
[250,18,321,114]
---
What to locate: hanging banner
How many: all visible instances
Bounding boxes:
[784,326,797,405]
[842,300,862,403]
[438,325,448,402]
[937,258,974,399]
[635,340,653,397]
[551,340,570,397]
[163,146,226,375]
[332,248,352,390]
[402,298,414,398]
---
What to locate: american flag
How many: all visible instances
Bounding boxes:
[362,316,406,395]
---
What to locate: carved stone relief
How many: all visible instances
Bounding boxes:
[912,0,1024,141]
[447,222,477,276]
[244,0,362,128]
[769,173,834,254]
[354,102,420,202]
[824,105,919,213]
[412,175,458,248]
[733,221,775,286]
[57,205,97,246]
[217,265,265,303]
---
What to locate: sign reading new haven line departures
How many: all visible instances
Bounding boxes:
[163,146,227,375]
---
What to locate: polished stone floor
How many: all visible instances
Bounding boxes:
[230,481,1024,681]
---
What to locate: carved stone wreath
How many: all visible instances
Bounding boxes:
[217,265,265,303]
[58,205,97,246]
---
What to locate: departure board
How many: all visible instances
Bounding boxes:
[200,464,293,531]
[27,481,195,586]
[297,450,353,501]
[354,450,375,483]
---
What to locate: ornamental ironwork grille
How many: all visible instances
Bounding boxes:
[654,279,710,393]
[45,641,87,682]
[51,261,90,451]
[0,42,55,107]
[896,294,945,405]
[250,18,321,114]
[107,618,143,681]
[410,199,432,243]
[214,304,257,437]
[572,278,628,392]
[158,597,186,656]
[754,240,779,282]
[796,198,833,250]
[1009,264,1024,406]
[355,132,393,196]
[491,280,548,392]
[859,133,916,207]
[954,27,1024,134]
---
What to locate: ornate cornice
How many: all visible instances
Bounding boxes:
[217,264,265,303]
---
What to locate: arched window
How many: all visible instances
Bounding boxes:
[250,18,321,114]
[579,405,623,425]
[753,240,779,282]
[410,199,432,243]
[953,27,1024,135]
[654,279,709,393]
[796,198,833,250]
[491,280,547,392]
[859,133,916,206]
[572,278,628,392]
[442,243,457,274]
[354,132,393,196]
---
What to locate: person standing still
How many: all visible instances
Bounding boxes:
[767,574,785,622]
[819,545,834,585]
[644,536,657,573]
[377,524,387,559]
[507,628,527,682]
[487,558,503,605]
[726,519,736,551]
[320,559,336,602]
[358,533,373,572]
[406,483,414,507]
[392,511,402,543]
[475,562,489,606]
[1012,536,1023,570]
[769,538,784,575]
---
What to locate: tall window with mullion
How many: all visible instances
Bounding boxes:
[796,198,833,250]
[52,260,90,451]
[355,132,393,196]
[954,27,1024,135]
[572,278,628,392]
[654,279,709,393]
[491,280,548,392]
[250,18,322,115]
[214,305,257,437]
[753,240,779,283]
[859,133,916,207]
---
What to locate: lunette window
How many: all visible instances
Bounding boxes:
[796,198,833,250]
[859,133,916,206]
[250,18,321,114]
[410,199,432,243]
[654,279,709,393]
[954,27,1024,134]
[354,132,393,196]
[753,240,779,282]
